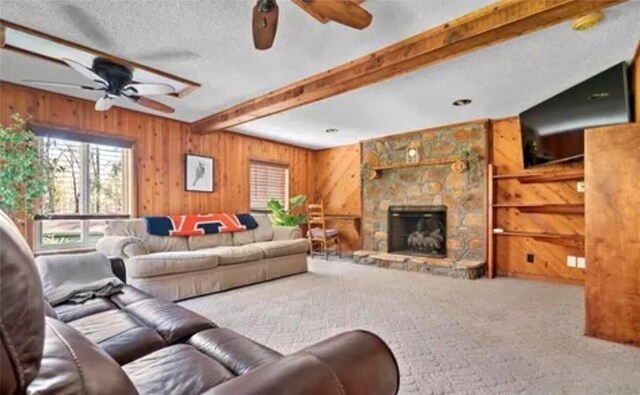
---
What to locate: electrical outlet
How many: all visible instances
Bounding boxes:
[577,257,586,269]
[567,256,577,268]
[526,253,535,264]
[577,181,585,192]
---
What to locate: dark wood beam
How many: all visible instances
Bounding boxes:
[193,0,625,133]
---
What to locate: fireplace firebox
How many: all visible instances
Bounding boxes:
[387,205,447,258]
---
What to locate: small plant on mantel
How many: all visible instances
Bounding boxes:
[0,114,52,220]
[266,194,307,227]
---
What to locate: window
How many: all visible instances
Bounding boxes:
[249,160,289,212]
[35,135,132,251]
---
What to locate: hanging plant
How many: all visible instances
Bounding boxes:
[0,114,52,219]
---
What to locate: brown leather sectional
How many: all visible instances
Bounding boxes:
[0,211,400,395]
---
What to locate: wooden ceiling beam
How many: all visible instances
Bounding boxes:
[193,0,625,133]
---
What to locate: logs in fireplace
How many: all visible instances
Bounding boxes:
[388,205,447,258]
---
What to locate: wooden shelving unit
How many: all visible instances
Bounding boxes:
[492,203,584,214]
[492,169,584,183]
[494,230,584,248]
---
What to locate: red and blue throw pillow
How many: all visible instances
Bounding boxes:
[145,213,259,237]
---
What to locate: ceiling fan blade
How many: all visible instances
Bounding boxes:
[129,96,175,114]
[123,83,176,96]
[61,57,108,85]
[23,80,101,90]
[300,0,372,30]
[252,0,279,50]
[95,96,115,111]
[290,0,329,24]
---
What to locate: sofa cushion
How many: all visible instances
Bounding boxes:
[127,250,219,278]
[147,234,189,253]
[232,229,255,246]
[252,214,274,242]
[124,344,234,395]
[252,239,309,258]
[124,298,215,344]
[189,328,282,375]
[68,310,166,365]
[204,245,265,266]
[188,233,233,250]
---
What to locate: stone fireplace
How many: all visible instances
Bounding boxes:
[388,205,447,258]
[361,121,487,265]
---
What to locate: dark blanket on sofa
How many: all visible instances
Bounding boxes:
[145,213,259,237]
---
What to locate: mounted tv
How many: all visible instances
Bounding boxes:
[520,62,632,168]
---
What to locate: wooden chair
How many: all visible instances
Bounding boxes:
[307,203,341,260]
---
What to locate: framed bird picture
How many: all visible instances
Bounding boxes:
[185,154,215,192]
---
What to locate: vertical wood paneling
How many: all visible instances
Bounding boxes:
[491,117,585,283]
[1,83,314,244]
[585,123,640,347]
[313,143,362,252]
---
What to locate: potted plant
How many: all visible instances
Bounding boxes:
[0,114,52,221]
[266,194,307,227]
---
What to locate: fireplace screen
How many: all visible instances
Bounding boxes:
[387,205,447,258]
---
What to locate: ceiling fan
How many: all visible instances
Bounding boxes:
[24,57,176,113]
[253,0,373,50]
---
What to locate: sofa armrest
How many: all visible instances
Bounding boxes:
[96,236,148,260]
[272,226,303,241]
[204,330,399,395]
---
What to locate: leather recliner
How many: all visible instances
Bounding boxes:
[0,210,400,395]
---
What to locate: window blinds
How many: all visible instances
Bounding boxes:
[249,160,289,211]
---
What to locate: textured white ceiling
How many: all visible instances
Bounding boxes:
[1,0,639,149]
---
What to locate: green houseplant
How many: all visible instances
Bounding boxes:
[0,114,51,219]
[266,194,307,227]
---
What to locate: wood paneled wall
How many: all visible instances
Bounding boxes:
[312,143,362,253]
[585,123,640,347]
[491,117,585,283]
[216,131,314,214]
[0,83,314,242]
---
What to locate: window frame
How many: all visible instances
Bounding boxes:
[248,159,290,213]
[31,124,135,252]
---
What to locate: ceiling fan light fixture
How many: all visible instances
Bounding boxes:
[452,99,472,107]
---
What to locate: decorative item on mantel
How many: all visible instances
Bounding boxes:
[405,139,421,164]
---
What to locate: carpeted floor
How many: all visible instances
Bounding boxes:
[181,258,640,394]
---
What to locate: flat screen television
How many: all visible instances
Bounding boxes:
[520,62,632,168]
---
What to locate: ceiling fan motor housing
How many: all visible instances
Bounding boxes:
[92,57,133,94]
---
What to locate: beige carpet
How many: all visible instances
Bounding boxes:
[181,258,640,394]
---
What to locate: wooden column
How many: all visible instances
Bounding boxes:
[584,123,640,347]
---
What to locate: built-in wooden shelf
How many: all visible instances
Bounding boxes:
[493,230,584,249]
[368,157,463,180]
[492,170,584,183]
[492,203,584,214]
[494,231,582,239]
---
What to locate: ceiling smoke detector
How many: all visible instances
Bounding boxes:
[452,99,472,107]
[325,128,339,134]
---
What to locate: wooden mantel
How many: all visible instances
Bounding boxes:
[193,0,625,133]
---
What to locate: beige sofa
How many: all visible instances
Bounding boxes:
[96,214,308,301]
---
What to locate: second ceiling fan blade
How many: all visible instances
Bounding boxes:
[62,58,108,85]
[124,83,176,96]
[23,80,101,90]
[253,0,279,50]
[298,0,372,30]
